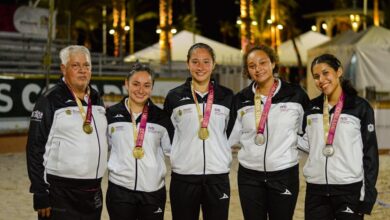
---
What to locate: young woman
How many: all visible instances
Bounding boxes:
[227,45,310,220]
[105,63,173,220]
[298,54,379,219]
[164,43,234,220]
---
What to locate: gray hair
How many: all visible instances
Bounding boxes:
[59,45,91,67]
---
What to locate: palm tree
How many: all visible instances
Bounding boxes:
[253,0,298,46]
[239,0,255,52]
[126,0,157,55]
[219,20,236,44]
[112,0,126,57]
[159,0,173,64]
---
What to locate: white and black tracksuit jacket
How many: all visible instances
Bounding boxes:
[26,79,108,210]
[227,79,310,172]
[298,93,379,214]
[163,78,233,175]
[106,98,173,192]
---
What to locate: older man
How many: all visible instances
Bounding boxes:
[26,45,108,220]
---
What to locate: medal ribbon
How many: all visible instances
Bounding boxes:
[128,99,149,148]
[323,92,345,145]
[65,83,92,125]
[191,82,214,129]
[254,80,278,135]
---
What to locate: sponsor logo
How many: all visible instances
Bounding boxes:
[179,97,191,101]
[312,106,320,110]
[114,114,124,118]
[341,206,354,214]
[280,104,288,111]
[219,193,229,200]
[154,207,163,213]
[31,110,43,121]
[281,189,292,195]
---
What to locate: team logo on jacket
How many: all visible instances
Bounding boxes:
[65,109,72,115]
[307,119,312,126]
[31,110,43,121]
[111,127,115,134]
[368,124,375,132]
[240,110,245,117]
[178,109,182,116]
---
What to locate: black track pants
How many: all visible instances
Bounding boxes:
[38,184,103,220]
[106,182,166,220]
[169,173,230,220]
[305,192,364,220]
[238,164,299,220]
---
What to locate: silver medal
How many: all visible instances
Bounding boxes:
[254,133,265,146]
[322,145,334,157]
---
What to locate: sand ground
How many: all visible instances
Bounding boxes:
[1,150,390,220]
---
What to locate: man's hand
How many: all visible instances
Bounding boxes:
[37,207,52,218]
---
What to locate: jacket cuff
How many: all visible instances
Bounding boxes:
[33,192,50,210]
[358,200,374,215]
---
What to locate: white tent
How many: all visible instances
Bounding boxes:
[278,31,330,66]
[124,30,242,65]
[307,26,390,96]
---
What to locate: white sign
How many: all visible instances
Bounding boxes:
[13,6,56,38]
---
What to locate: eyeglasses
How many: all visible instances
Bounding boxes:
[69,63,91,71]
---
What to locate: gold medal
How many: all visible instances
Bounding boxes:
[133,146,144,159]
[83,123,93,134]
[198,127,209,140]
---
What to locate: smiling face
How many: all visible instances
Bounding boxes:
[61,52,91,93]
[125,70,153,106]
[187,47,215,85]
[246,50,275,85]
[312,62,342,96]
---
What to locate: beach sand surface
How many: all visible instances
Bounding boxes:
[1,151,390,220]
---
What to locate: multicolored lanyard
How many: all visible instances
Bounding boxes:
[323,92,345,145]
[253,80,278,145]
[65,82,93,134]
[191,81,214,140]
[128,99,149,159]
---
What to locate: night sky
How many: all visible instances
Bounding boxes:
[1,0,380,53]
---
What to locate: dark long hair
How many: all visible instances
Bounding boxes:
[242,45,279,79]
[311,53,357,96]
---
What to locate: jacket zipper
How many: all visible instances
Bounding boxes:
[263,121,269,182]
[202,98,206,175]
[92,114,101,179]
[134,159,138,190]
